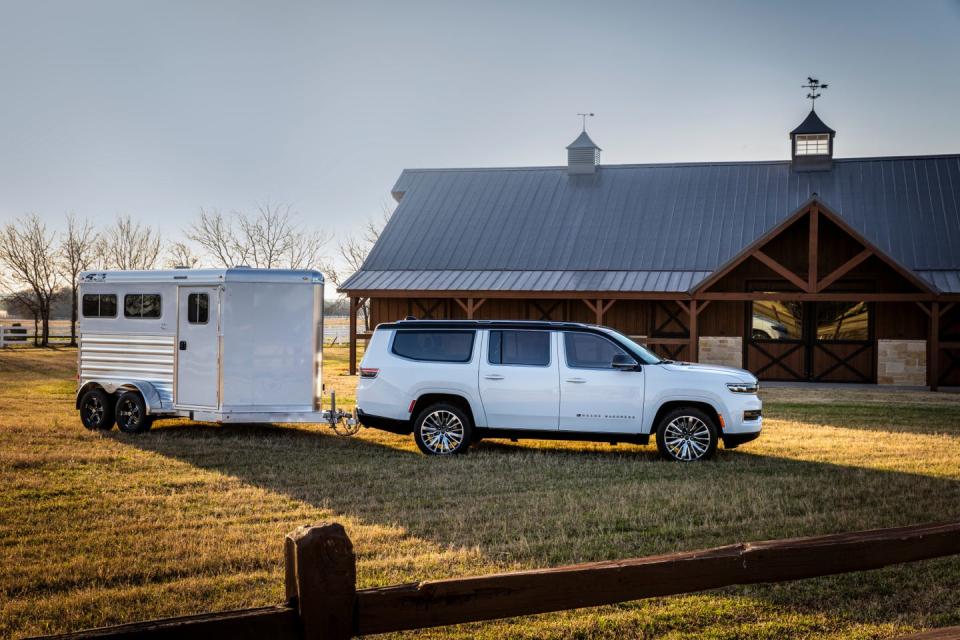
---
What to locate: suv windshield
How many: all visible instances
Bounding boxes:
[596,327,663,364]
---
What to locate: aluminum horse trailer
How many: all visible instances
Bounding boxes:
[75,267,354,433]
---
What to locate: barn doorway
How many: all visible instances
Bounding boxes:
[746,300,875,382]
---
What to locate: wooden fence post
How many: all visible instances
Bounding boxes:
[285,523,356,640]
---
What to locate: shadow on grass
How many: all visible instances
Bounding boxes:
[112,420,960,629]
[764,401,960,437]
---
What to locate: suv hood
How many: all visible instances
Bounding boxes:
[660,361,756,382]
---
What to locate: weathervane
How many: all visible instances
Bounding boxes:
[577,112,594,132]
[801,77,828,109]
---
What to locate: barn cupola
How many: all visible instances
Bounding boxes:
[566,130,601,175]
[790,109,836,171]
[791,78,835,172]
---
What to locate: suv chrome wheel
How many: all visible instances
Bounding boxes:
[655,407,719,461]
[421,410,464,454]
[663,416,711,461]
[413,403,472,455]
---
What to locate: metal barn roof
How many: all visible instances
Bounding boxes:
[342,154,960,294]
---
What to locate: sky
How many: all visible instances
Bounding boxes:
[1,0,959,263]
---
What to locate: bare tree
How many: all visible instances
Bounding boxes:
[186,202,330,269]
[185,208,246,267]
[103,215,161,270]
[60,214,98,345]
[165,241,201,269]
[323,203,393,330]
[0,214,62,345]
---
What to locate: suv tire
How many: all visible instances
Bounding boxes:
[655,406,719,462]
[413,402,472,456]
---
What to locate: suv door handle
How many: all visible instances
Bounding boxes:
[565,377,587,384]
[484,374,504,380]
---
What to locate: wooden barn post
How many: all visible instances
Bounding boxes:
[348,297,358,375]
[688,300,699,362]
[930,301,940,392]
[286,523,356,640]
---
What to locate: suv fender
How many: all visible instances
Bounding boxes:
[641,391,726,435]
[409,387,487,428]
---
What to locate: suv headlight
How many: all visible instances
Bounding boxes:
[726,381,759,394]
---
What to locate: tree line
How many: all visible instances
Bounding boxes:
[0,203,390,346]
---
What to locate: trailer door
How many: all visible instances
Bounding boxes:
[176,286,220,408]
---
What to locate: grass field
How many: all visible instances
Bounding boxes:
[1,347,959,639]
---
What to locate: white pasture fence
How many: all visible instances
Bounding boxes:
[0,324,72,347]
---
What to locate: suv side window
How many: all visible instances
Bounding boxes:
[392,330,475,363]
[564,331,628,369]
[488,330,551,367]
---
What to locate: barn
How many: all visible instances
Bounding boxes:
[340,110,960,389]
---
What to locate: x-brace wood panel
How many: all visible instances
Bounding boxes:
[812,342,873,383]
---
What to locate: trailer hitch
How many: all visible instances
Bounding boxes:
[322,390,360,437]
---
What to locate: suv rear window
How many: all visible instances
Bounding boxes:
[392,330,475,363]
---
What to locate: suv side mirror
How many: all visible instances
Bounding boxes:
[611,353,639,370]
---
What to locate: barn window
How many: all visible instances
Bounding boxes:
[816,301,869,341]
[124,294,162,319]
[187,293,209,324]
[751,301,803,341]
[81,294,117,318]
[794,133,830,156]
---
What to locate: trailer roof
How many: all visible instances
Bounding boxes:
[79,267,324,285]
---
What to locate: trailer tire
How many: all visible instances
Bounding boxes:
[79,388,115,431]
[115,391,153,434]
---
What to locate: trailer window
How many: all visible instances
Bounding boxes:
[488,330,551,366]
[392,330,475,363]
[187,293,209,324]
[124,294,162,319]
[81,294,117,318]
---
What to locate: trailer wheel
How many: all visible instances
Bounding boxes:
[115,392,153,434]
[79,388,115,430]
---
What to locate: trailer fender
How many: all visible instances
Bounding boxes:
[76,380,166,415]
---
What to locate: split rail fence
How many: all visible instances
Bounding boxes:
[32,520,960,640]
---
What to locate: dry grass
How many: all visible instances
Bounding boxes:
[1,347,960,639]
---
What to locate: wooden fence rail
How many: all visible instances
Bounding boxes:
[0,325,72,347]
[31,520,960,640]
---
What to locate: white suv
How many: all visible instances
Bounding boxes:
[356,320,762,461]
